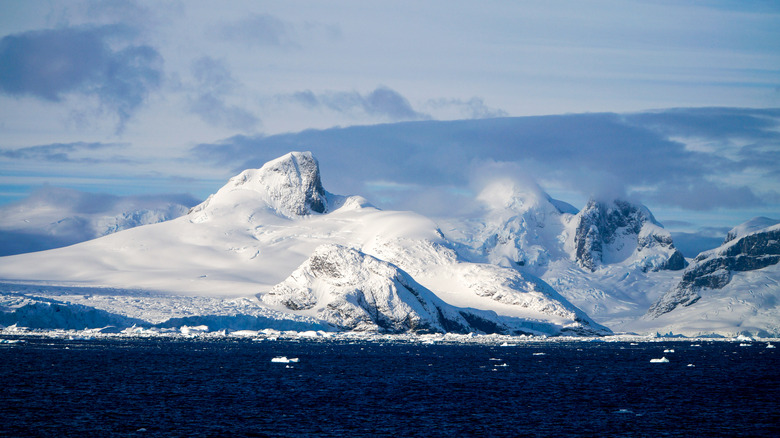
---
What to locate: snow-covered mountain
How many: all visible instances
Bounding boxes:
[438,180,686,329]
[0,187,196,256]
[2,152,776,337]
[637,219,780,336]
[0,152,606,336]
[572,199,685,273]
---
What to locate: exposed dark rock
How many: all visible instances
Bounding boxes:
[574,199,685,272]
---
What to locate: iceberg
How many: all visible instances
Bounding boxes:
[650,357,669,363]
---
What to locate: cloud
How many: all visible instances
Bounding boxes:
[645,181,765,211]
[0,25,162,130]
[218,13,298,48]
[191,109,780,216]
[217,13,340,48]
[0,186,199,256]
[187,56,259,131]
[0,141,129,164]
[288,86,429,121]
[424,97,509,119]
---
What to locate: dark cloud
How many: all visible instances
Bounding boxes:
[0,25,162,130]
[623,107,780,140]
[188,57,259,131]
[646,181,765,211]
[191,109,780,214]
[289,86,429,121]
[0,142,127,163]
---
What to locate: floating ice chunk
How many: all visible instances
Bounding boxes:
[767,343,776,349]
[736,334,753,342]
[500,342,516,347]
[663,349,674,353]
[489,358,502,361]
[230,330,260,337]
[495,363,508,367]
[532,352,546,356]
[739,343,751,347]
[687,364,695,367]
[180,325,208,335]
[271,356,299,363]
[650,357,669,363]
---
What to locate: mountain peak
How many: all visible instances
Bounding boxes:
[724,216,780,244]
[190,151,329,219]
[233,151,327,216]
[574,198,685,272]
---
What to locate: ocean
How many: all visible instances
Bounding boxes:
[1,337,778,437]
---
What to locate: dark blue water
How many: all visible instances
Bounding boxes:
[1,338,778,437]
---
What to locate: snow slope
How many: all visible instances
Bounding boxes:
[0,152,605,335]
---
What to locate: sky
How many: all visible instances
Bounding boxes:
[1,0,779,256]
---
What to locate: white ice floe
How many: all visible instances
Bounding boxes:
[271,356,299,363]
[180,325,209,335]
[663,349,674,353]
[650,357,669,363]
[532,352,546,356]
[767,343,776,349]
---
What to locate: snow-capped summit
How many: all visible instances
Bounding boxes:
[572,199,685,272]
[189,151,329,220]
[465,179,573,273]
[723,216,780,244]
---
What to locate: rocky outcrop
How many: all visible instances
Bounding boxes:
[261,244,504,334]
[189,151,328,219]
[648,223,780,318]
[574,199,685,272]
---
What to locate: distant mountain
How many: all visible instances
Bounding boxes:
[0,152,606,336]
[0,187,197,256]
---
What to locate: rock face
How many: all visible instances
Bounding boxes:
[261,244,505,334]
[574,199,685,272]
[189,151,328,220]
[648,222,780,318]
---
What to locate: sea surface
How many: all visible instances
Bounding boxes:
[1,337,778,437]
